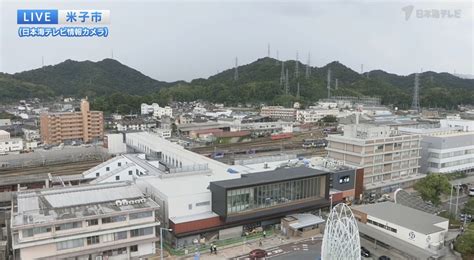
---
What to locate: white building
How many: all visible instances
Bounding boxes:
[296,109,340,124]
[0,119,12,127]
[105,133,127,155]
[440,118,474,132]
[0,130,23,154]
[141,103,173,118]
[352,202,449,259]
[400,127,474,174]
[11,182,160,260]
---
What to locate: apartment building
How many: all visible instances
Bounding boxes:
[11,182,160,260]
[326,124,424,193]
[260,106,296,121]
[40,99,103,145]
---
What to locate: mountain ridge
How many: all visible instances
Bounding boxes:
[1,57,473,111]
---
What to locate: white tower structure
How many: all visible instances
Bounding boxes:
[321,203,361,260]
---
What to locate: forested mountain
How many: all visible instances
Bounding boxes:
[1,57,473,113]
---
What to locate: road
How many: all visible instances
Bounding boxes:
[234,238,322,260]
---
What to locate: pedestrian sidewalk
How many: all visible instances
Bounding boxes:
[174,234,316,260]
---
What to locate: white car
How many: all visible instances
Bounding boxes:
[469,187,474,197]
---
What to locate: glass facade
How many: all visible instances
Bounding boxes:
[226,176,325,214]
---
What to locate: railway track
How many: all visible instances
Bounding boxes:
[190,131,325,154]
[0,160,103,178]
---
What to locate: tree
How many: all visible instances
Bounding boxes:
[454,223,474,259]
[320,115,337,123]
[414,173,451,206]
[462,198,474,215]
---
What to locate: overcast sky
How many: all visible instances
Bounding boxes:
[1,0,472,82]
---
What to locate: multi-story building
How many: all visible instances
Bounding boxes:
[140,103,172,118]
[260,106,296,121]
[399,126,474,174]
[11,182,160,260]
[326,124,424,193]
[40,99,103,145]
[0,130,23,154]
[296,109,339,124]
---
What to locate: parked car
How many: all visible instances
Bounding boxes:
[361,247,371,257]
[469,187,474,197]
[379,256,391,260]
[249,249,267,260]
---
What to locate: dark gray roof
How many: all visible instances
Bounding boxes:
[353,202,448,235]
[211,167,328,189]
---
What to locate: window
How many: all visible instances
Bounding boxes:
[129,211,153,220]
[102,215,126,224]
[56,221,82,231]
[57,238,84,250]
[130,227,153,237]
[115,231,127,240]
[188,204,192,210]
[86,235,100,245]
[196,201,210,207]
[129,170,133,175]
[86,219,98,226]
[96,172,100,177]
[115,176,120,181]
[130,245,138,252]
[106,167,110,171]
[22,229,34,237]
[118,162,121,167]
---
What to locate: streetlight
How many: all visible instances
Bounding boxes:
[160,228,173,260]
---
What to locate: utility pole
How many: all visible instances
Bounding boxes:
[455,184,460,216]
[285,69,289,95]
[267,43,270,57]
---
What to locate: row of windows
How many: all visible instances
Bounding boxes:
[226,176,324,214]
[367,219,397,233]
[430,149,474,159]
[56,228,153,251]
[22,212,153,238]
[436,158,474,168]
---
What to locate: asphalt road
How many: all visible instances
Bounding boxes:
[234,239,322,260]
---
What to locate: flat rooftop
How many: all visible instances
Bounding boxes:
[211,167,327,189]
[352,202,447,235]
[13,182,159,227]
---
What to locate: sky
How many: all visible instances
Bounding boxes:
[0,0,473,82]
